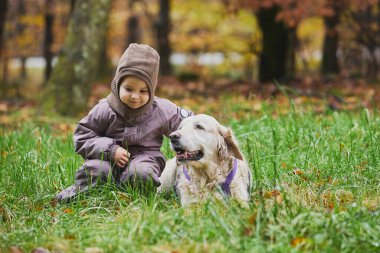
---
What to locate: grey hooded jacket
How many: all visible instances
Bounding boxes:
[74,43,191,162]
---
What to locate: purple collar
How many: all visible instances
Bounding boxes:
[182,158,238,196]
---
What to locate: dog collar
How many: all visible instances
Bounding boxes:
[182,158,238,196]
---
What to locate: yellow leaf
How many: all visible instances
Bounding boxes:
[291,237,310,247]
[335,190,354,204]
[263,190,281,198]
[248,212,256,224]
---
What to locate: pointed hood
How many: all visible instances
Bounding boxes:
[107,43,160,120]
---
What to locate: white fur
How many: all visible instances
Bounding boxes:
[158,114,251,206]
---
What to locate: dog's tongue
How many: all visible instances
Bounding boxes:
[177,151,192,159]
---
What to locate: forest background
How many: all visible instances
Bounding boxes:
[0,0,379,119]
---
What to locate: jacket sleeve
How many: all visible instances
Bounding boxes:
[162,104,193,137]
[73,102,118,161]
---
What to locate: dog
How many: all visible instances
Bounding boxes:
[158,114,252,206]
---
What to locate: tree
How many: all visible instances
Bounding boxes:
[126,1,141,45]
[348,0,380,80]
[43,0,54,83]
[237,0,320,83]
[257,6,293,83]
[321,0,343,77]
[0,0,7,61]
[155,0,172,75]
[46,0,112,115]
[0,0,8,96]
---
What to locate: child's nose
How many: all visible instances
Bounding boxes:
[131,93,139,98]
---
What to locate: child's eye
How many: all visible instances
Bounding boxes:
[141,90,148,93]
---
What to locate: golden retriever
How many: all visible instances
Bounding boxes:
[158,114,252,206]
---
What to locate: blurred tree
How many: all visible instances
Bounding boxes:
[321,0,343,77]
[0,0,7,97]
[17,0,27,80]
[69,0,76,16]
[155,0,172,75]
[127,1,141,44]
[43,0,54,83]
[348,0,380,80]
[257,6,292,82]
[46,0,112,115]
[235,0,320,83]
[0,0,7,60]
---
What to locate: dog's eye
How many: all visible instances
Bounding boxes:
[195,124,205,130]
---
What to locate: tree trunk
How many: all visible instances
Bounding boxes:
[46,0,112,115]
[0,0,8,97]
[69,0,76,16]
[0,0,7,60]
[155,0,172,75]
[285,27,297,81]
[321,2,340,76]
[20,57,27,79]
[43,0,54,83]
[127,15,141,44]
[257,6,294,83]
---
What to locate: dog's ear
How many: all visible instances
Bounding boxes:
[218,126,244,160]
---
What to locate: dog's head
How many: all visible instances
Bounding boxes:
[169,114,243,165]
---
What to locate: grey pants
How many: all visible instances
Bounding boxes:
[56,154,165,202]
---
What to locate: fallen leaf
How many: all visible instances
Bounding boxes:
[263,190,281,198]
[276,194,283,204]
[292,168,304,175]
[50,198,58,207]
[321,191,335,210]
[85,247,104,253]
[335,190,354,204]
[9,246,24,253]
[63,208,73,214]
[292,168,309,181]
[243,227,253,236]
[291,237,310,248]
[362,197,380,211]
[248,213,256,225]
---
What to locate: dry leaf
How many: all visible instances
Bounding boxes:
[263,190,281,198]
[335,190,354,204]
[248,213,256,225]
[243,227,253,236]
[291,237,310,247]
[321,191,334,210]
[9,246,24,253]
[276,194,284,204]
[85,247,103,253]
[293,168,304,175]
[362,197,380,211]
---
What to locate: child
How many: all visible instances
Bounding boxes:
[55,43,192,202]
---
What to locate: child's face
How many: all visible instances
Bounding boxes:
[119,76,150,109]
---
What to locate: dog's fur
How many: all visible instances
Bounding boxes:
[158,114,251,206]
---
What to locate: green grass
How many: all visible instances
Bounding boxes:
[1,103,380,253]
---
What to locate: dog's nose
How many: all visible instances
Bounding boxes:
[169,132,181,141]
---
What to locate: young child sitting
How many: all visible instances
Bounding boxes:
[56,43,192,202]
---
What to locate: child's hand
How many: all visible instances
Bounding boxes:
[114,147,130,168]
